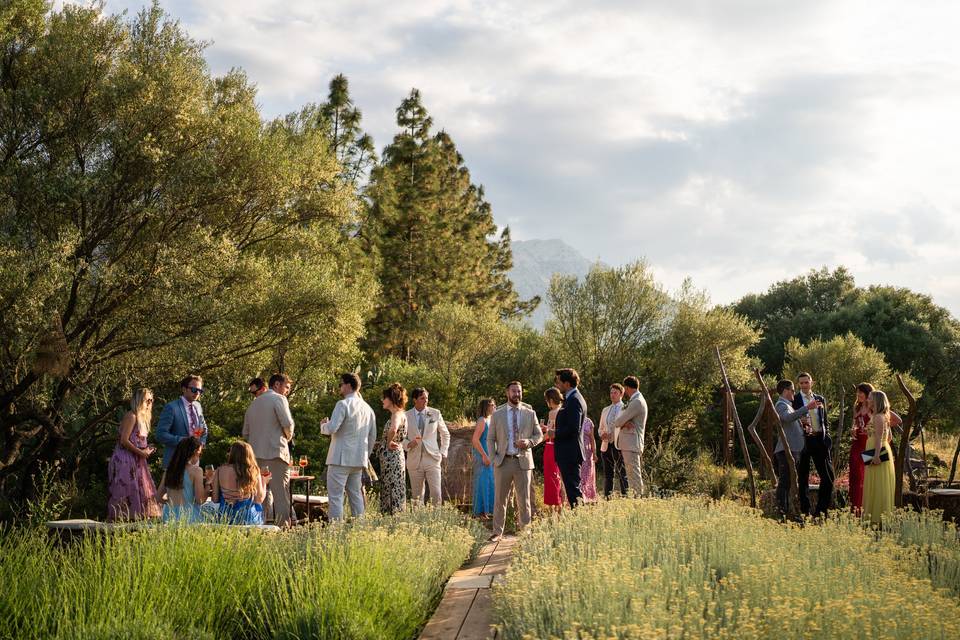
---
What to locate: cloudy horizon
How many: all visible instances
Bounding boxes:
[73,0,960,314]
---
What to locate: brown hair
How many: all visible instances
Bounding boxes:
[268,373,291,387]
[555,368,580,387]
[477,398,496,418]
[610,383,625,393]
[227,441,260,495]
[382,382,407,409]
[797,372,812,381]
[340,372,361,391]
[854,382,875,412]
[622,376,639,391]
[180,374,203,389]
[776,379,794,395]
[410,387,428,401]
[544,387,563,407]
[505,381,522,390]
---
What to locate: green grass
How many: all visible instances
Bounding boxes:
[0,505,483,640]
[494,497,960,639]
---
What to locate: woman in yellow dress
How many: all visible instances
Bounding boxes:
[862,390,896,526]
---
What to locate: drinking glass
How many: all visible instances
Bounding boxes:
[299,455,308,476]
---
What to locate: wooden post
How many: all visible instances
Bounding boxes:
[745,396,776,483]
[716,348,757,508]
[894,374,918,508]
[755,368,800,517]
[722,391,732,465]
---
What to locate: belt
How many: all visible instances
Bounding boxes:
[504,453,521,458]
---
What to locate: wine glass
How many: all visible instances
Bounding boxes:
[299,455,308,476]
[192,426,204,438]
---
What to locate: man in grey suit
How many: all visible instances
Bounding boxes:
[243,373,296,526]
[320,373,377,520]
[611,376,647,497]
[774,379,821,517]
[403,387,450,506]
[487,381,543,542]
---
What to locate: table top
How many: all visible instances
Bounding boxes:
[289,475,316,481]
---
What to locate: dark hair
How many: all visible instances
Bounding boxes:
[180,374,203,389]
[248,377,265,391]
[382,382,408,409]
[166,436,202,490]
[505,380,522,390]
[268,373,291,388]
[477,398,496,418]
[544,387,563,406]
[855,382,875,411]
[777,379,794,394]
[555,368,580,387]
[797,372,812,381]
[622,376,639,391]
[340,373,360,391]
[410,387,427,401]
[610,383,625,393]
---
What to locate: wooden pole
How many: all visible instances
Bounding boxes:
[755,367,800,517]
[894,374,918,508]
[716,348,757,508]
[745,397,776,483]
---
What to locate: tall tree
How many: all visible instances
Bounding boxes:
[364,89,533,359]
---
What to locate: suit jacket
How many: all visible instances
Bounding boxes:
[775,397,810,455]
[554,388,587,465]
[403,407,450,469]
[791,392,830,444]
[242,390,295,463]
[599,401,625,451]
[612,391,647,453]
[321,393,378,468]
[156,396,208,469]
[487,403,543,470]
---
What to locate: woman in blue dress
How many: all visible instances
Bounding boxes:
[470,398,496,518]
[162,436,209,523]
[211,441,266,525]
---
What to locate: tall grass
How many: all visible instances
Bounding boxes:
[494,497,960,639]
[0,505,482,640]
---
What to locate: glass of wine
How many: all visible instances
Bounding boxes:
[299,455,308,476]
[192,426,204,438]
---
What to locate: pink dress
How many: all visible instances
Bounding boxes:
[579,418,598,501]
[543,439,563,506]
[107,420,161,522]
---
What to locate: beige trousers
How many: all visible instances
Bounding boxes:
[408,458,442,506]
[492,456,532,536]
[622,449,644,497]
[258,457,292,526]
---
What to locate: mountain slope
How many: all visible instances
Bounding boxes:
[509,239,595,328]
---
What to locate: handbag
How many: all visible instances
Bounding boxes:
[861,448,891,464]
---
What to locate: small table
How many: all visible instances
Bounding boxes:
[289,475,316,524]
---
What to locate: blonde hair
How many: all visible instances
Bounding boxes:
[869,390,890,417]
[131,388,154,433]
[227,441,260,495]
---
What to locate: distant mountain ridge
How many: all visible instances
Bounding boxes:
[509,239,595,328]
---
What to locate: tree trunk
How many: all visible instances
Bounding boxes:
[715,348,757,508]
[894,374,918,508]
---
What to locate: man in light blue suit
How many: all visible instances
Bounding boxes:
[156,374,208,470]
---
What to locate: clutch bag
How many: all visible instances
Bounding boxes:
[861,448,890,463]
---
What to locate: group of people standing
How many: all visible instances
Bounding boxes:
[774,372,898,525]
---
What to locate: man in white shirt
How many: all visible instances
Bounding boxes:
[611,376,648,497]
[404,387,450,506]
[598,383,628,498]
[320,373,378,520]
[243,373,296,526]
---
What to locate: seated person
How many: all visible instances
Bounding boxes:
[211,441,267,525]
[162,436,210,523]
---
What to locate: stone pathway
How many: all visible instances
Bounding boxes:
[418,535,516,640]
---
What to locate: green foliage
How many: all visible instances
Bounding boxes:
[367,356,459,424]
[0,3,375,496]
[0,505,480,639]
[782,333,922,414]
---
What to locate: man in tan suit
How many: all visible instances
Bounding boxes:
[487,381,542,541]
[243,373,295,526]
[403,387,450,506]
[612,375,647,497]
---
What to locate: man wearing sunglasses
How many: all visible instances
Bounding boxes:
[156,374,209,471]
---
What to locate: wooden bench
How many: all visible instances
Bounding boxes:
[292,494,329,522]
[46,518,281,542]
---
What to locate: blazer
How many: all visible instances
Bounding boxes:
[487,403,543,470]
[321,393,378,468]
[599,401,625,451]
[156,396,208,469]
[792,392,830,444]
[612,391,647,453]
[242,390,295,463]
[554,388,587,465]
[775,397,811,455]
[403,407,450,469]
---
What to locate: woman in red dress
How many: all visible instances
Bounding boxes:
[541,387,565,513]
[848,383,874,514]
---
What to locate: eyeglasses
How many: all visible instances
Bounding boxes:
[188,387,204,395]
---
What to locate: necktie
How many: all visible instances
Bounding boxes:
[511,408,518,447]
[418,412,425,436]
[188,403,198,430]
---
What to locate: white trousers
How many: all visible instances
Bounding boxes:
[327,464,365,520]
[408,459,442,506]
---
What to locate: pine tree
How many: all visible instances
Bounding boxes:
[364,89,535,359]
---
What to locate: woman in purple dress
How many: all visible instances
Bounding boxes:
[107,388,161,521]
[579,417,598,502]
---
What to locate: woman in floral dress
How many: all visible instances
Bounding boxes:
[379,383,408,515]
[107,388,161,521]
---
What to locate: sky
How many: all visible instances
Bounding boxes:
[78,1,960,314]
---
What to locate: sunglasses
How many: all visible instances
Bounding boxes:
[188,387,204,395]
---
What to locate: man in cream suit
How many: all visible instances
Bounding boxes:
[487,381,543,541]
[598,383,629,498]
[320,373,378,520]
[403,387,450,506]
[611,376,647,497]
[243,373,295,526]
